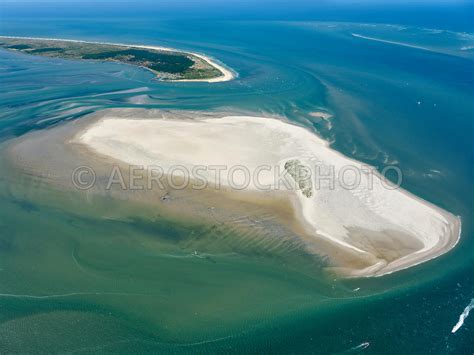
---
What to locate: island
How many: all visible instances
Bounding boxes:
[0,36,234,82]
[6,108,461,277]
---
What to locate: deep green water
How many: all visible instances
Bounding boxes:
[0,18,473,353]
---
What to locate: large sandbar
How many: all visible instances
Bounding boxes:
[76,111,461,277]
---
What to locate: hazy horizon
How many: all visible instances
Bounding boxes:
[1,0,473,31]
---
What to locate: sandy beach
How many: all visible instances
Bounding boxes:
[75,110,461,277]
[0,36,235,83]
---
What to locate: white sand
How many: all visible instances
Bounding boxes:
[77,113,461,277]
[0,36,234,83]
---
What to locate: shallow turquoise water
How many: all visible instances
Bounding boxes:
[0,17,473,353]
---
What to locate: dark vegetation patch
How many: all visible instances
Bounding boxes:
[29,47,64,53]
[82,48,194,73]
[7,44,31,50]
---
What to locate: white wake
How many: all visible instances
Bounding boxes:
[451,298,474,333]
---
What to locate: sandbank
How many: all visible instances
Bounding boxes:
[75,110,461,277]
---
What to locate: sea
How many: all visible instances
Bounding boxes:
[0,3,473,353]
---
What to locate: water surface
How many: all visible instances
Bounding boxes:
[0,17,472,353]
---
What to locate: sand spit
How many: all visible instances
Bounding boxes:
[74,110,461,277]
[0,36,235,83]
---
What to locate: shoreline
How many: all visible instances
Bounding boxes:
[0,35,235,83]
[73,109,461,277]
